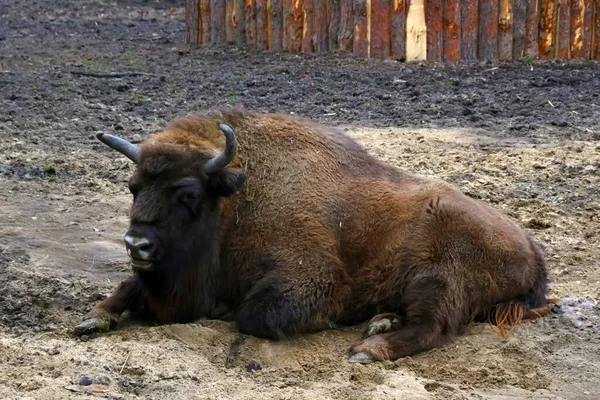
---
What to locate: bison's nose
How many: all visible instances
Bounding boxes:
[124,233,156,261]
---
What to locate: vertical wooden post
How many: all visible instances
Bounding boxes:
[234,0,246,46]
[479,0,499,61]
[513,0,528,58]
[581,0,592,58]
[245,0,257,47]
[226,0,235,42]
[185,0,201,45]
[390,0,407,60]
[210,0,225,43]
[339,0,354,51]
[443,0,461,62]
[426,0,443,61]
[590,0,600,60]
[558,0,571,58]
[270,0,284,51]
[498,0,513,61]
[460,0,479,60]
[525,0,540,57]
[303,0,315,52]
[406,0,427,61]
[201,0,212,44]
[284,0,304,52]
[570,0,585,57]
[371,0,390,58]
[256,0,269,50]
[353,0,369,58]
[328,0,341,51]
[539,0,556,58]
[314,0,329,52]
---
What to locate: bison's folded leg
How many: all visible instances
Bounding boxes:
[236,250,352,340]
[74,276,145,336]
[350,273,459,362]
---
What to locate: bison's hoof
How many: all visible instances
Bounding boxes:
[363,313,401,338]
[73,317,111,336]
[348,351,375,364]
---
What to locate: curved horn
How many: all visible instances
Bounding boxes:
[95,131,140,164]
[202,124,238,175]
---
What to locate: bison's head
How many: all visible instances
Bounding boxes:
[96,124,246,274]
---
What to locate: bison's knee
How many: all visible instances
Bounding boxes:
[237,284,301,340]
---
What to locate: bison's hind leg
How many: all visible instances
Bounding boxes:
[348,274,463,363]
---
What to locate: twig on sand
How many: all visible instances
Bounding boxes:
[70,71,156,78]
[120,352,131,374]
[481,67,500,73]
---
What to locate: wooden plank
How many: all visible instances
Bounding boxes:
[558,0,571,58]
[185,0,200,45]
[371,0,390,58]
[234,0,246,46]
[201,0,211,45]
[270,0,284,51]
[525,0,540,57]
[570,0,584,57]
[582,0,592,58]
[479,0,499,61]
[256,0,268,50]
[328,0,341,51]
[590,0,600,60]
[303,0,315,53]
[513,0,528,58]
[283,0,304,52]
[314,0,329,52]
[498,0,513,61]
[353,0,369,57]
[426,0,443,61]
[539,0,556,58]
[245,0,257,47]
[406,0,427,61]
[210,0,226,43]
[460,0,479,60]
[339,0,354,51]
[443,0,461,61]
[226,0,235,42]
[390,0,407,60]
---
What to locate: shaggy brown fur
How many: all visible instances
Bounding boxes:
[82,108,551,362]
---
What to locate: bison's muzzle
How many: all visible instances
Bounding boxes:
[124,232,156,271]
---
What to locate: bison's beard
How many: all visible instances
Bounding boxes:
[133,221,224,323]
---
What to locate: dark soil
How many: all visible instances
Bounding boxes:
[1,1,599,399]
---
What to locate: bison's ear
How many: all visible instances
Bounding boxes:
[206,168,247,198]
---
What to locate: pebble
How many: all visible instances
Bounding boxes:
[79,376,92,386]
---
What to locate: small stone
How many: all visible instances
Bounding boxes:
[79,376,92,386]
[245,362,262,372]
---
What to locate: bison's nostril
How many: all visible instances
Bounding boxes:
[124,234,155,261]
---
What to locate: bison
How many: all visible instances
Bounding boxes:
[77,108,551,363]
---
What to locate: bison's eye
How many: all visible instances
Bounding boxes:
[171,178,202,210]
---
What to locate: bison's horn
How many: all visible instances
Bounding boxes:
[202,124,238,175]
[95,131,140,164]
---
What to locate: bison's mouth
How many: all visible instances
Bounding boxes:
[129,257,153,271]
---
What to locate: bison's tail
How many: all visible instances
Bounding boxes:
[488,236,557,340]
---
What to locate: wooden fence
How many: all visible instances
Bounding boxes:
[184,0,600,62]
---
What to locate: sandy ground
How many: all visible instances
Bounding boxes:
[1,1,599,399]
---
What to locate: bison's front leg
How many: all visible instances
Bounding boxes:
[236,250,352,340]
[74,275,145,335]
